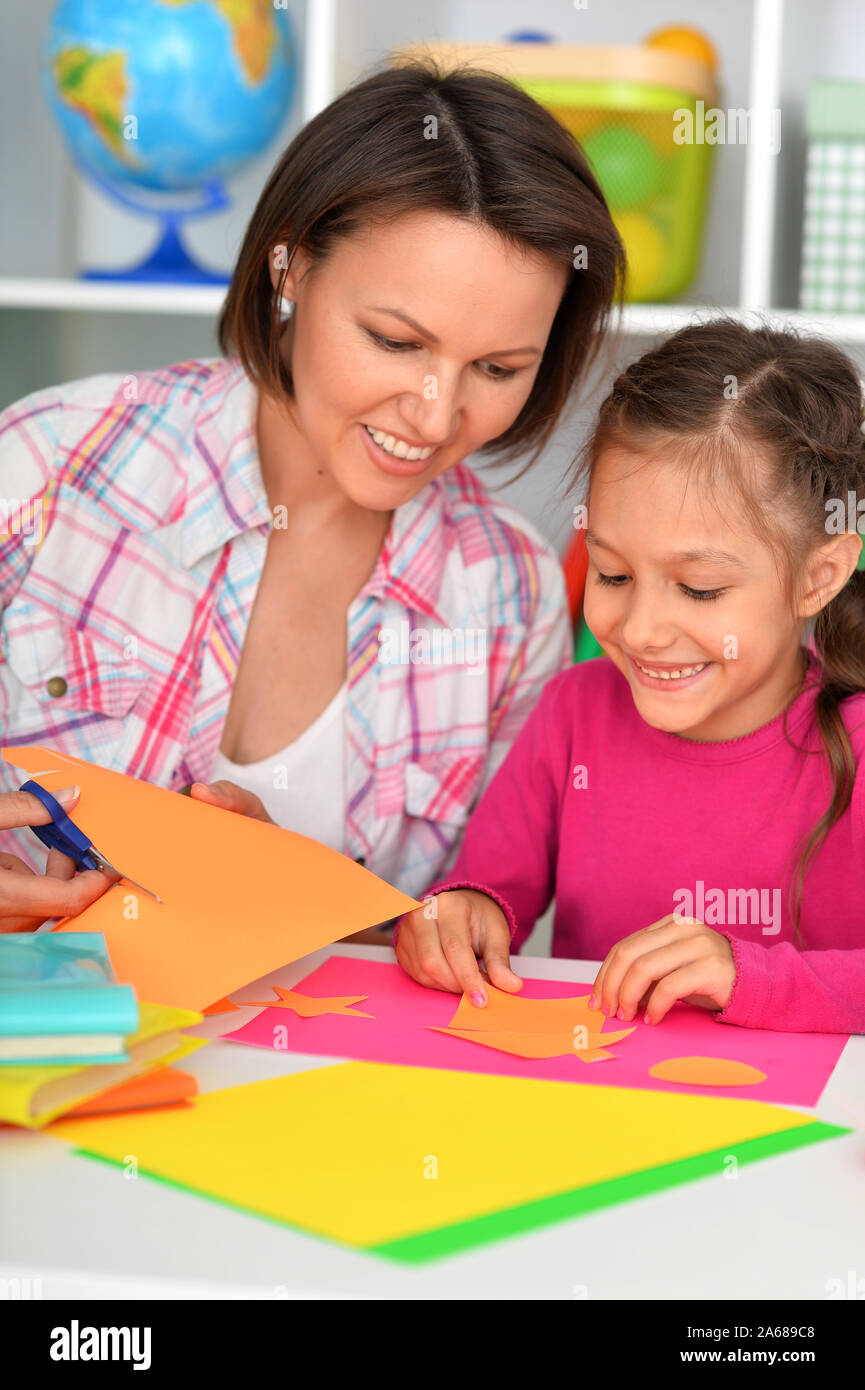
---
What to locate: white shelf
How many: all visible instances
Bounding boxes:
[4,0,865,423]
[617,303,865,342]
[6,278,865,346]
[0,277,227,316]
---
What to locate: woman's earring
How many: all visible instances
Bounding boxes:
[277,295,295,320]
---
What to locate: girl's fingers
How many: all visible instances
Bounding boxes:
[588,962,606,1012]
[480,935,523,994]
[399,915,462,993]
[643,964,717,1025]
[589,914,674,1008]
[597,917,685,1017]
[439,930,488,1003]
[616,938,711,1021]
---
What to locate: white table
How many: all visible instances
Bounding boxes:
[2,945,863,1300]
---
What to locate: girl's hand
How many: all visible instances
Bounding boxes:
[188,780,274,824]
[589,914,736,1025]
[395,888,522,1004]
[0,786,114,932]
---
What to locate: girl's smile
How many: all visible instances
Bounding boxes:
[628,655,714,691]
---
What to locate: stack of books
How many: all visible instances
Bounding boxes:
[0,934,205,1127]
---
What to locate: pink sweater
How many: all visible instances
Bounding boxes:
[414,654,865,1034]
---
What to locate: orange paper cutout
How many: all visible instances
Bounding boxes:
[431,1023,633,1061]
[2,745,419,1013]
[430,1026,617,1061]
[239,987,374,1019]
[203,998,241,1016]
[648,1057,768,1088]
[448,986,606,1035]
[437,985,634,1062]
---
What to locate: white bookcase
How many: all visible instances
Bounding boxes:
[2,0,864,549]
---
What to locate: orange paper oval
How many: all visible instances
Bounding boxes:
[649,1056,767,1087]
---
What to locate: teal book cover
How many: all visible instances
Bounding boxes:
[0,934,138,1064]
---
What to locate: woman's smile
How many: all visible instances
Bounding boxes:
[358,420,442,478]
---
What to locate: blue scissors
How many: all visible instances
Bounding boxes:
[21,779,163,904]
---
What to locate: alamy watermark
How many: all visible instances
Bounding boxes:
[674,102,781,155]
[378,620,486,674]
[0,497,43,548]
[673,880,781,935]
[826,491,865,534]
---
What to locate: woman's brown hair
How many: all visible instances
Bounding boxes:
[573,315,865,936]
[218,59,625,462]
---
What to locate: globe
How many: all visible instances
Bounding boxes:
[42,0,297,282]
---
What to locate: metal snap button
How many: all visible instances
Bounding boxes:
[45,676,68,697]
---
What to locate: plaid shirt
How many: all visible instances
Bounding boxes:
[0,357,572,899]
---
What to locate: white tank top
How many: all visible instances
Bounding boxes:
[209,684,347,852]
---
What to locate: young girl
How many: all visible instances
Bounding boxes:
[394,318,865,1034]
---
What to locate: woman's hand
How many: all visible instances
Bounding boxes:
[0,786,115,933]
[395,888,522,1004]
[188,780,274,824]
[590,914,737,1025]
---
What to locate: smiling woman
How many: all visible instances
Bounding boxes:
[220,60,624,466]
[0,59,624,932]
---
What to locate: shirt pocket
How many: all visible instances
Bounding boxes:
[402,750,488,829]
[1,598,150,726]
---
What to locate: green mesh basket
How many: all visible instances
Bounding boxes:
[521,77,717,302]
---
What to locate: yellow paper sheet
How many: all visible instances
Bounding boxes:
[2,745,419,1011]
[52,1061,819,1250]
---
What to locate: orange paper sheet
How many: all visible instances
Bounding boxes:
[2,746,419,1012]
[238,987,374,1019]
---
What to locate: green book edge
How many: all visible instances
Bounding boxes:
[72,1117,849,1267]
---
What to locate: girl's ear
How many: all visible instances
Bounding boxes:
[798,531,863,618]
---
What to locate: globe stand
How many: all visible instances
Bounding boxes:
[76,160,232,285]
[83,214,230,285]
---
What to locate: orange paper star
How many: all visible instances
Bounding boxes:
[237,987,374,1019]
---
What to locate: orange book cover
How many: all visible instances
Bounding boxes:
[56,1066,197,1119]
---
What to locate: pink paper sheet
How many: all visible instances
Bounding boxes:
[225,956,849,1107]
